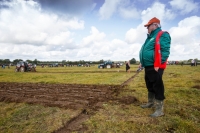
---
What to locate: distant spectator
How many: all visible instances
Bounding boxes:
[181,62,183,66]
[125,60,130,73]
[191,59,195,66]
[194,59,197,66]
[8,63,11,69]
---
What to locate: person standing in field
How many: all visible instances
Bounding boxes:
[194,59,197,66]
[181,62,183,66]
[139,17,171,117]
[191,59,195,66]
[125,60,130,73]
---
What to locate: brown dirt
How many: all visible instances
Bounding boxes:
[192,85,200,89]
[0,72,139,133]
[0,82,121,110]
[0,82,121,132]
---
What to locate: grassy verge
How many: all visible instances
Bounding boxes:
[0,65,200,132]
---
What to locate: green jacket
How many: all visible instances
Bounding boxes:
[139,27,171,67]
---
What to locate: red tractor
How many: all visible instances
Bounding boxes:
[15,61,36,72]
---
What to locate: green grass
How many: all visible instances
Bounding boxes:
[0,66,135,84]
[0,65,200,132]
[85,65,200,133]
[0,102,81,133]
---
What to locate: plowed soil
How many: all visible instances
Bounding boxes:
[0,82,121,109]
[0,72,139,133]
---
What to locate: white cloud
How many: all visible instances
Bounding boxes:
[82,26,106,47]
[119,6,140,19]
[169,16,200,60]
[125,24,147,44]
[125,2,200,61]
[0,0,84,47]
[125,2,175,44]
[141,2,175,26]
[78,26,137,61]
[169,0,199,14]
[1,0,200,62]
[169,16,200,44]
[99,0,140,19]
[118,0,140,19]
[99,0,121,19]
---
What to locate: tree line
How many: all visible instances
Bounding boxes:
[0,58,198,66]
[0,59,39,65]
[0,58,137,65]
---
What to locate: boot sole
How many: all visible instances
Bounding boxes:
[149,113,164,117]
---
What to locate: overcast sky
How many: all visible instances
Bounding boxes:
[0,0,200,61]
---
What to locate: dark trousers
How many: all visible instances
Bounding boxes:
[144,66,165,100]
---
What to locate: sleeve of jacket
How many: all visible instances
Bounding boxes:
[160,32,171,63]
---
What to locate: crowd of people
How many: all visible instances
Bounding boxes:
[1,64,11,69]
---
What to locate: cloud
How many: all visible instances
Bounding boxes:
[99,0,121,19]
[0,0,84,48]
[169,16,200,44]
[125,24,147,44]
[169,0,199,14]
[125,1,175,44]
[82,26,106,47]
[33,0,96,17]
[99,0,141,20]
[125,2,200,61]
[141,2,175,24]
[118,4,140,19]
[0,0,199,61]
[79,26,136,61]
[169,16,200,59]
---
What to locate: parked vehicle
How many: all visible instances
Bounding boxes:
[15,61,36,72]
[98,60,114,69]
[48,63,58,67]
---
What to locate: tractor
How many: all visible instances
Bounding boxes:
[15,61,36,72]
[98,60,114,69]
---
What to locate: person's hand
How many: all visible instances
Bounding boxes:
[139,63,142,68]
[154,67,159,72]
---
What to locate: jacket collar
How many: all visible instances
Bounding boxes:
[147,27,161,37]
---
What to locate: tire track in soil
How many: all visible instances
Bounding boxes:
[53,72,140,133]
[121,72,139,86]
[0,72,140,133]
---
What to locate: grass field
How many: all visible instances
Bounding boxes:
[0,65,133,84]
[0,65,200,133]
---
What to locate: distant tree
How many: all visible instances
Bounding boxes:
[33,59,39,65]
[79,60,85,64]
[62,60,66,63]
[13,59,23,65]
[74,61,78,65]
[3,59,11,64]
[26,59,32,63]
[188,59,193,62]
[99,59,104,63]
[130,58,136,64]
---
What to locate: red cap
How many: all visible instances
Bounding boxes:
[144,17,160,27]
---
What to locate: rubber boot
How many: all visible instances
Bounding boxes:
[141,92,155,108]
[150,99,164,117]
